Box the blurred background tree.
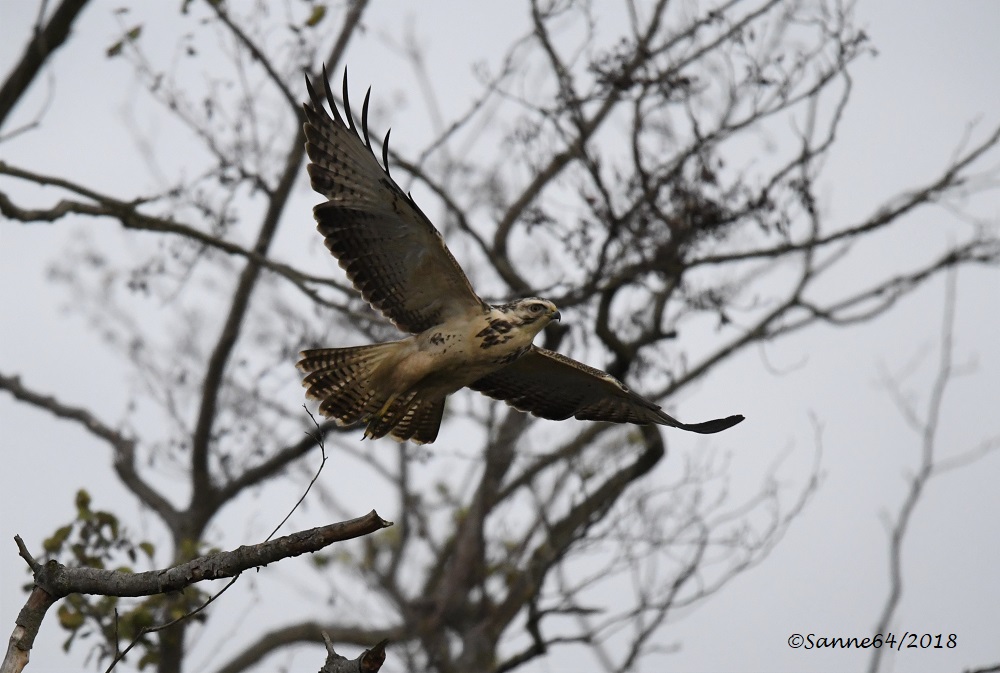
[2,1,998,672]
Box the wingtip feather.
[676,414,745,434]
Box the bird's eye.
[530,303,544,313]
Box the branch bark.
[3,512,390,673]
[319,636,388,673]
[0,0,91,130]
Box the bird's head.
[501,297,561,330]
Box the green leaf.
[43,525,73,554]
[106,24,143,58]
[57,604,85,631]
[74,489,91,515]
[96,511,119,536]
[137,649,159,670]
[305,5,326,27]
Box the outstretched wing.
[303,67,486,334]
[469,347,744,434]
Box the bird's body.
[300,299,557,444]
[297,68,744,444]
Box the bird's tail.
[297,343,446,444]
[298,343,401,427]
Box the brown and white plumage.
[297,67,744,444]
[302,70,484,334]
[469,348,743,434]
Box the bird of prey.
[297,67,744,444]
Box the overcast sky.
[2,2,999,673]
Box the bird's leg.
[363,392,401,439]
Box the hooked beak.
[551,310,562,322]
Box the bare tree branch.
[0,372,177,523]
[2,2,997,672]
[4,512,390,673]
[867,272,972,673]
[0,0,91,131]
[0,163,356,309]
[188,2,373,530]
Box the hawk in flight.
[298,68,744,444]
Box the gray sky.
[2,2,999,672]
